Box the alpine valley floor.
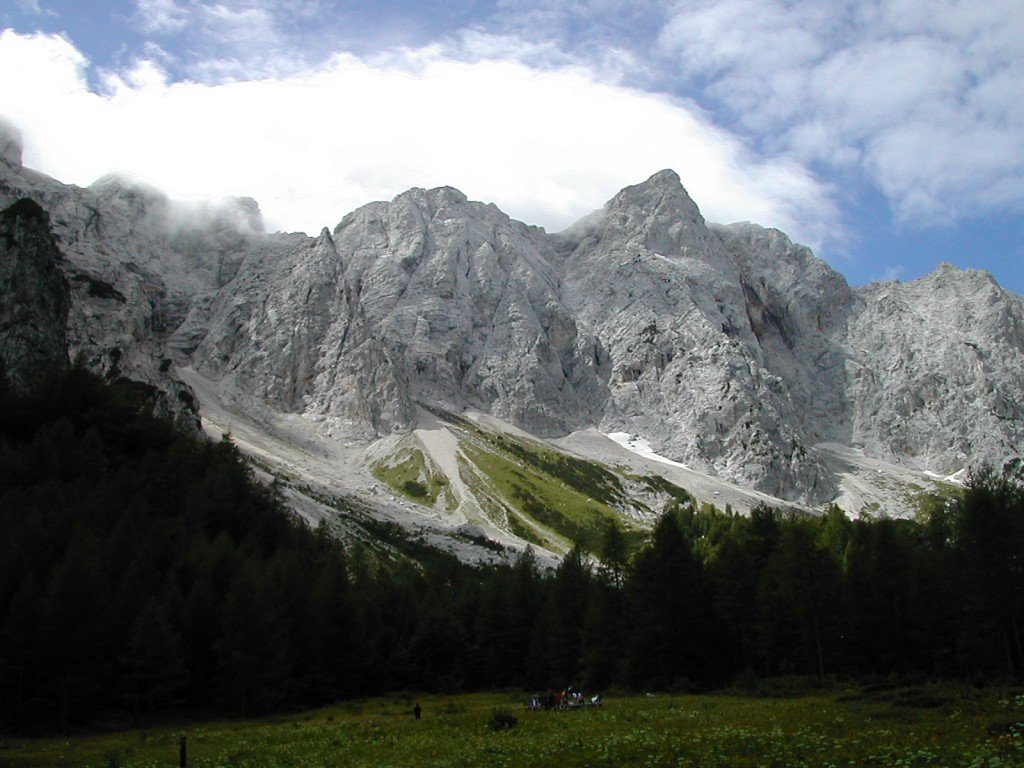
[4,685,1024,768]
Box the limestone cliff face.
[557,172,838,502]
[0,198,68,393]
[188,186,607,439]
[1,125,1020,502]
[0,119,260,427]
[714,221,855,446]
[845,265,1024,473]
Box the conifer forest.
[1,369,1022,733]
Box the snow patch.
[924,468,968,486]
[606,432,690,470]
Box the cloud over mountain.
[0,27,836,244]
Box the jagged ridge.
[1,118,1021,516]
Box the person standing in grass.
[413,703,422,721]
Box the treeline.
[1,369,1022,733]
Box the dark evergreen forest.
[1,368,1022,733]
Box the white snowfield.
[606,432,692,471]
[924,468,968,486]
[557,429,800,515]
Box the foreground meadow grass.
[3,685,1024,767]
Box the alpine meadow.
[2,1,1024,765]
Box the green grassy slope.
[371,440,454,509]
[424,409,683,553]
[5,687,1023,768]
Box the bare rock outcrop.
[0,198,69,393]
[189,186,607,439]
[0,123,1020,503]
[558,172,837,502]
[0,117,22,171]
[845,265,1024,473]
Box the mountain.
[0,197,68,393]
[2,118,1021,559]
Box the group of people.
[527,687,602,711]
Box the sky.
[0,1,1021,293]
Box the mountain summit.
[1,154,1022,553]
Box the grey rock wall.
[1,140,1020,502]
[0,198,69,393]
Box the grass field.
[371,445,453,510]
[3,685,1023,767]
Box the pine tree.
[0,574,44,727]
[599,519,629,588]
[180,562,220,702]
[952,468,1024,677]
[627,511,716,689]
[118,598,187,722]
[844,518,912,675]
[548,545,591,684]
[579,569,626,689]
[42,536,114,730]
[215,564,293,716]
[758,517,841,680]
[305,551,353,698]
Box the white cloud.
[131,1,333,80]
[135,0,191,34]
[16,0,48,16]
[0,29,837,248]
[199,4,278,48]
[659,0,1024,226]
[879,265,904,283]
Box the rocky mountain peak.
[0,117,22,170]
[625,168,685,191]
[390,185,471,220]
[203,196,264,236]
[88,173,172,226]
[0,142,1020,512]
[0,198,69,393]
[89,172,167,201]
[595,168,724,266]
[713,221,855,326]
[648,168,682,184]
[927,261,999,289]
[217,196,264,235]
[610,169,700,218]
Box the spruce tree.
[0,574,44,727]
[215,564,293,716]
[42,536,114,730]
[118,598,187,722]
[627,511,716,689]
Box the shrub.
[488,708,518,731]
[402,480,429,497]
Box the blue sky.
[1,0,1021,293]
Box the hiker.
[413,702,422,720]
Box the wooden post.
[179,736,187,768]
